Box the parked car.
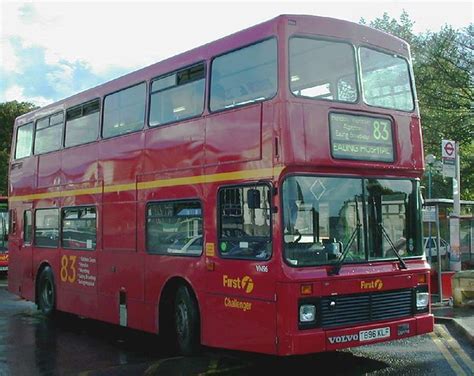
[167,235,203,255]
[423,236,450,257]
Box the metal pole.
[450,141,461,271]
[428,164,433,263]
[428,164,432,199]
[436,205,443,303]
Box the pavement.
[432,300,474,345]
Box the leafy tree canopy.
[361,12,473,200]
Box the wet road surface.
[0,275,472,376]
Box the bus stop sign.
[442,140,455,159]
[441,140,456,178]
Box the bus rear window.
[15,122,33,159]
[290,37,357,102]
[360,47,414,111]
[210,38,277,111]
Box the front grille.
[320,289,413,329]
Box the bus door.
[19,205,34,299]
[0,205,8,271]
[204,184,277,354]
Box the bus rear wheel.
[38,267,56,316]
[174,285,200,355]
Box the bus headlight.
[299,304,316,322]
[415,286,429,312]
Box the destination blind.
[329,113,394,162]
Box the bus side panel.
[201,293,277,354]
[9,155,37,198]
[7,240,20,296]
[102,200,137,251]
[61,143,99,184]
[99,195,144,326]
[281,103,305,164]
[276,281,326,355]
[37,152,62,188]
[205,104,262,166]
[99,133,144,188]
[201,253,279,354]
[144,118,205,173]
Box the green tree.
[0,101,37,196]
[360,13,474,200]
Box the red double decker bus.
[0,196,8,273]
[8,14,433,356]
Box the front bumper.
[278,314,434,355]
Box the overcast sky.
[0,0,472,107]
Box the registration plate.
[0,266,7,271]
[359,327,390,342]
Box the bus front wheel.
[174,285,200,355]
[38,266,56,316]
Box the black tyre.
[174,285,200,355]
[37,266,56,316]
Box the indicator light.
[417,274,427,284]
[300,284,313,295]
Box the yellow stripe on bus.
[8,166,284,203]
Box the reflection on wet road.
[0,277,472,376]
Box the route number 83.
[60,255,77,283]
[373,121,390,141]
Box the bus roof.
[13,14,410,126]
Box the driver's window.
[218,184,271,260]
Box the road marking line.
[436,325,474,372]
[144,356,184,376]
[208,358,219,371]
[430,332,467,376]
[199,364,251,375]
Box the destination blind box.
[329,113,395,162]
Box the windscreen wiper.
[378,223,407,270]
[372,197,407,270]
[329,196,361,276]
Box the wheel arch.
[35,261,53,305]
[157,276,200,335]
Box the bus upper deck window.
[149,63,205,127]
[14,122,34,159]
[210,38,277,112]
[360,47,414,111]
[289,37,357,103]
